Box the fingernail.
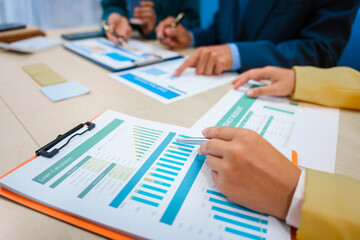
[202,128,208,136]
[247,89,254,96]
[197,148,203,155]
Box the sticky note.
[40,81,90,102]
[22,63,67,86]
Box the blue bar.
[137,190,164,200]
[142,68,166,76]
[109,132,176,208]
[160,154,206,225]
[214,215,267,233]
[178,134,190,138]
[142,183,167,193]
[119,73,180,100]
[211,206,268,225]
[163,154,187,161]
[131,196,159,207]
[167,149,190,157]
[151,173,175,181]
[225,227,265,240]
[206,189,226,198]
[157,163,181,171]
[167,85,187,94]
[159,158,184,166]
[155,168,178,176]
[210,197,266,216]
[177,147,192,153]
[172,142,195,149]
[105,52,134,62]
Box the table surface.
[0,26,359,240]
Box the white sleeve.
[285,169,306,228]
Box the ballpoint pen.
[101,20,128,47]
[175,137,209,145]
[156,12,185,44]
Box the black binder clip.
[35,121,96,158]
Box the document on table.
[63,37,180,72]
[0,36,62,53]
[40,81,90,102]
[192,86,339,173]
[109,58,238,104]
[0,110,290,240]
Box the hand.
[134,1,157,35]
[198,127,301,220]
[232,66,295,98]
[155,16,192,49]
[106,13,132,42]
[173,45,233,76]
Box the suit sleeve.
[101,0,128,21]
[177,0,200,31]
[291,66,360,110]
[234,1,359,71]
[297,169,360,240]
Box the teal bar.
[210,197,266,216]
[172,142,195,149]
[131,196,159,207]
[163,154,187,161]
[211,205,268,224]
[154,180,171,187]
[135,128,162,136]
[178,134,190,138]
[216,87,257,127]
[133,131,160,139]
[151,173,175,181]
[33,119,123,185]
[155,168,178,176]
[134,137,155,144]
[157,163,181,171]
[134,134,157,141]
[263,105,295,115]
[225,227,265,240]
[239,111,253,128]
[137,190,164,200]
[78,163,116,199]
[260,116,273,137]
[167,149,190,157]
[159,158,184,166]
[135,140,152,146]
[142,183,167,193]
[134,125,163,133]
[214,215,267,233]
[206,189,225,198]
[50,156,91,188]
[177,147,192,153]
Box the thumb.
[247,85,276,98]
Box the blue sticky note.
[40,81,90,102]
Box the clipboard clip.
[35,122,96,158]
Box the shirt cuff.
[286,169,306,228]
[189,31,195,47]
[228,43,241,71]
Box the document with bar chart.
[0,110,289,240]
[109,58,238,104]
[64,37,180,71]
[192,87,340,173]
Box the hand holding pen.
[155,12,192,49]
[101,14,132,46]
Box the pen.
[176,137,208,145]
[157,12,185,43]
[101,20,128,47]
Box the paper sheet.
[0,36,61,53]
[109,58,239,104]
[23,63,67,86]
[191,86,339,173]
[0,110,290,240]
[40,81,90,102]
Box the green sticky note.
[22,63,67,86]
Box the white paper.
[0,36,62,53]
[192,87,339,173]
[109,58,238,104]
[0,110,290,240]
[63,37,179,71]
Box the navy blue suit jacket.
[192,0,359,71]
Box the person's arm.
[101,0,127,21]
[233,1,359,71]
[292,66,360,109]
[298,169,360,240]
[176,0,200,31]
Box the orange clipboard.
[0,110,300,240]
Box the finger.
[204,54,217,76]
[155,17,175,38]
[202,127,236,141]
[211,170,219,185]
[173,52,200,76]
[140,1,154,7]
[232,67,271,89]
[205,155,223,172]
[164,27,180,37]
[105,31,118,43]
[198,139,228,157]
[246,85,278,97]
[214,63,224,76]
[196,51,210,75]
[134,7,154,18]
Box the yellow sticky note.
[22,63,67,87]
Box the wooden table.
[0,26,359,240]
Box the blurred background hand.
[106,12,132,42]
[134,1,157,35]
